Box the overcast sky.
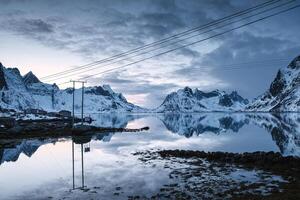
[0,0,299,108]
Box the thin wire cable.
[41,0,288,80]
[47,0,295,83]
[56,5,299,85]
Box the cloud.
[0,0,299,107]
[4,18,54,35]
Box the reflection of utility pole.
[81,144,84,188]
[70,80,86,127]
[71,141,85,189]
[72,141,75,189]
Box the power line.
[193,60,290,71]
[47,0,295,83]
[57,59,289,86]
[41,0,289,81]
[56,4,299,85]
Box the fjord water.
[0,113,299,199]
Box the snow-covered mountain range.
[0,62,145,113]
[0,54,299,113]
[247,55,300,112]
[155,87,249,112]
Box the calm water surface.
[0,113,299,199]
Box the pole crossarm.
[70,80,87,83]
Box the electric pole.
[81,82,85,125]
[70,80,87,127]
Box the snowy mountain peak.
[155,87,248,112]
[287,55,300,70]
[0,63,8,90]
[23,71,40,85]
[247,54,300,112]
[103,84,114,93]
[0,62,145,112]
[0,63,37,109]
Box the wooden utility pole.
[72,81,75,126]
[70,80,87,126]
[81,82,85,125]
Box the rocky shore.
[134,150,300,199]
[0,118,149,139]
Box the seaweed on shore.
[134,150,300,200]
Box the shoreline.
[134,150,300,199]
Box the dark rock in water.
[58,110,71,117]
[155,150,300,170]
[72,135,92,144]
[0,117,16,128]
[24,108,47,115]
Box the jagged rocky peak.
[23,71,41,85]
[181,86,193,96]
[85,86,112,96]
[0,62,145,112]
[0,62,8,90]
[229,91,249,104]
[269,70,286,97]
[156,87,248,112]
[194,89,220,100]
[247,54,300,112]
[287,55,300,70]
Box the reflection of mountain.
[90,113,145,128]
[159,113,249,137]
[159,113,300,156]
[0,139,57,164]
[0,114,142,164]
[247,113,300,156]
[90,114,146,142]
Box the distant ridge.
[155,87,248,112]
